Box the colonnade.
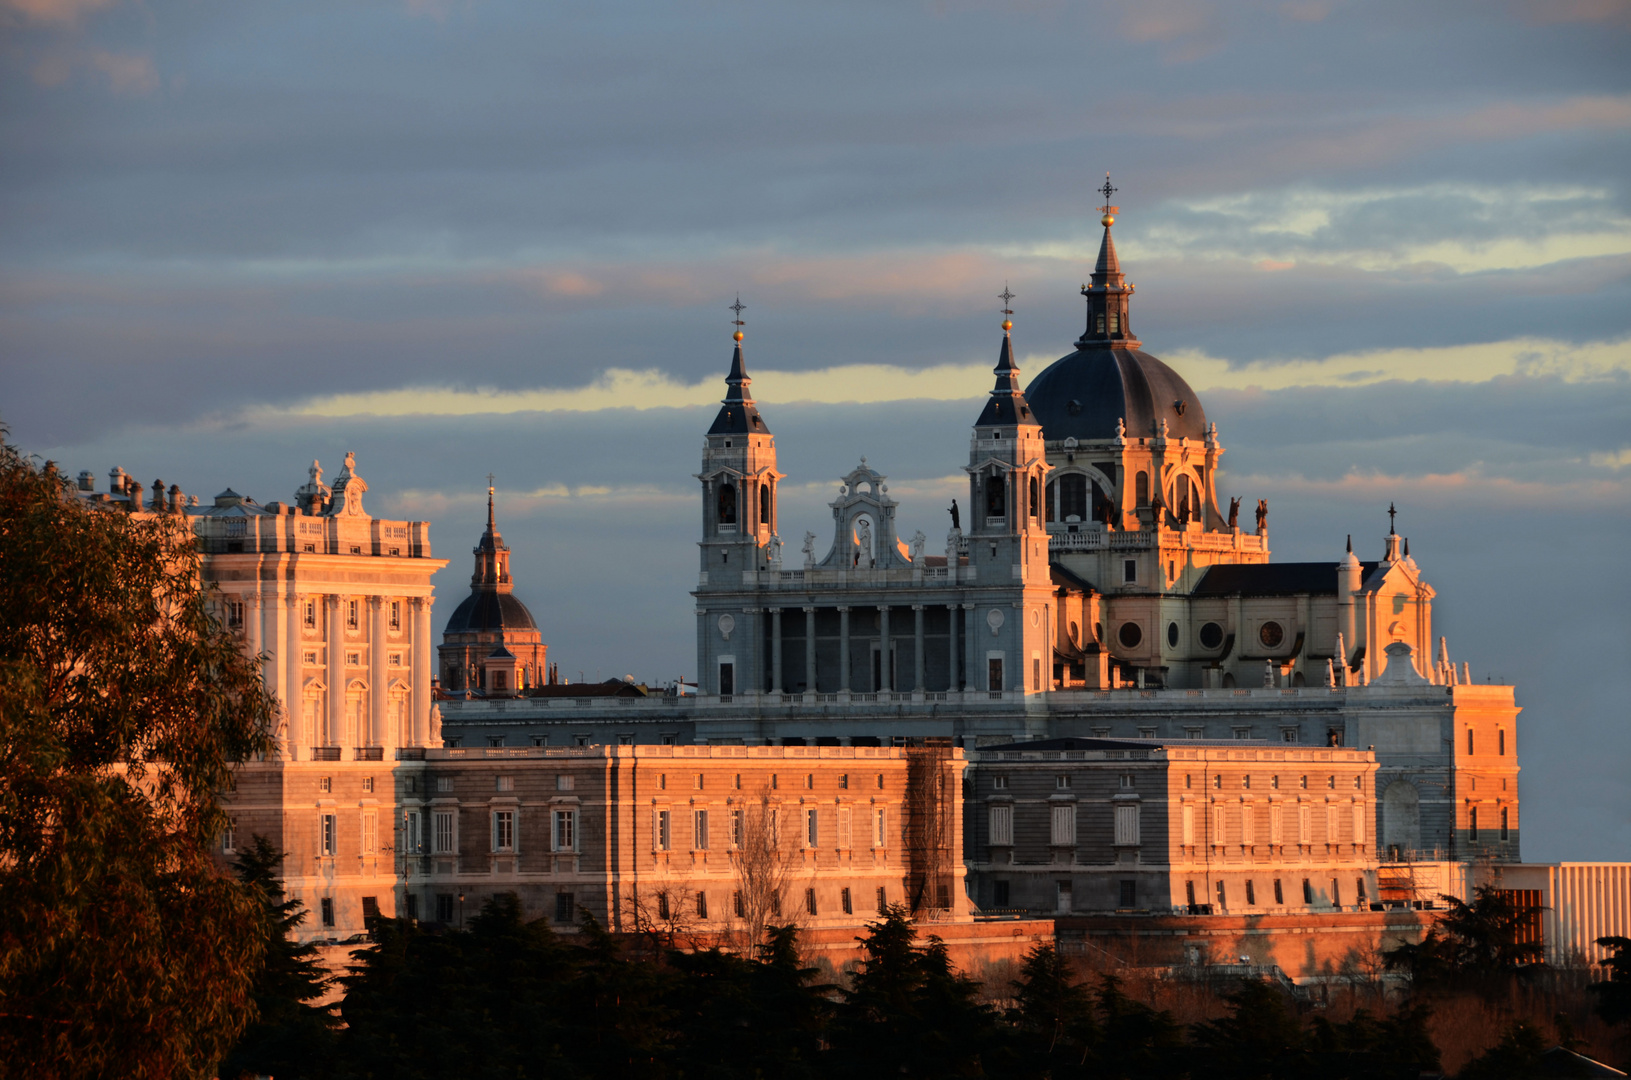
[753,602,986,694]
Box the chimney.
[168,484,183,513]
[78,470,95,492]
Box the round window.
[1259,621,1284,648]
[1118,622,1143,649]
[1068,621,1080,644]
[1167,622,1179,648]
[1199,622,1224,649]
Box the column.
[913,605,925,692]
[838,607,851,692]
[878,605,891,692]
[411,597,431,747]
[369,596,386,749]
[771,608,783,694]
[284,594,301,759]
[963,604,977,695]
[804,607,817,696]
[947,603,960,692]
[244,591,262,674]
[326,595,343,748]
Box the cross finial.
[486,472,495,489]
[1387,502,1397,534]
[998,284,1015,313]
[729,295,746,342]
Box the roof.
[443,590,538,634]
[1192,561,1379,597]
[1024,347,1208,444]
[975,736,1271,754]
[529,680,649,699]
[973,331,1038,428]
[1049,562,1097,594]
[707,343,770,436]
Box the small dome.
[443,590,538,635]
[1024,347,1208,443]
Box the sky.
[2,0,1627,861]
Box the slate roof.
[1192,561,1379,597]
[444,590,538,634]
[976,736,1271,753]
[1025,347,1208,444]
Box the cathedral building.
[438,484,548,697]
[442,193,1521,870]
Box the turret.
[697,299,783,573]
[964,295,1048,574]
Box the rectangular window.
[696,892,708,919]
[1467,729,1475,755]
[556,893,575,922]
[556,774,574,791]
[222,817,237,853]
[319,775,332,793]
[731,808,744,849]
[1181,804,1195,846]
[839,773,848,789]
[348,600,359,628]
[361,811,378,854]
[321,814,337,856]
[1123,559,1136,583]
[989,804,1013,846]
[1331,878,1341,907]
[362,776,374,794]
[390,601,401,629]
[805,808,818,849]
[1055,774,1071,790]
[1246,880,1256,905]
[554,810,576,852]
[694,809,709,850]
[1051,805,1076,846]
[496,776,514,792]
[1352,802,1366,845]
[436,894,454,923]
[1500,806,1510,841]
[988,658,1003,692]
[805,887,817,916]
[1114,803,1139,846]
[1033,657,1041,691]
[1185,880,1196,909]
[406,894,419,920]
[1302,878,1313,904]
[1498,729,1506,755]
[1119,880,1136,908]
[361,896,379,921]
[1298,803,1311,844]
[404,810,422,853]
[718,662,734,696]
[1240,802,1255,846]
[493,811,514,852]
[655,809,671,851]
[994,880,1010,907]
[839,806,853,849]
[734,891,745,918]
[304,600,317,628]
[1326,803,1340,844]
[993,774,1008,790]
[657,892,670,920]
[437,777,454,793]
[1356,878,1367,903]
[1469,806,1479,839]
[433,810,454,854]
[876,886,888,914]
[1269,803,1284,845]
[1216,880,1226,908]
[874,808,887,848]
[1274,878,1284,905]
[320,897,335,927]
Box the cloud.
[30,46,157,94]
[2,0,117,25]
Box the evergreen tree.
[1009,943,1099,1077]
[1190,978,1312,1080]
[1385,886,1544,993]
[219,836,339,1080]
[1454,1020,1549,1080]
[1093,973,1186,1080]
[1590,936,1631,1027]
[0,436,277,1079]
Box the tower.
[439,482,548,696]
[695,302,784,696]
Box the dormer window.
[724,440,732,448]
[1109,311,1120,334]
[1096,314,1105,334]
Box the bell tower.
[698,299,783,574]
[965,294,1048,570]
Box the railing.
[354,747,384,761]
[311,747,341,761]
[396,747,426,761]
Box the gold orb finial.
[733,329,744,342]
[1002,318,1013,332]
[1101,212,1115,227]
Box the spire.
[708,296,770,435]
[486,473,496,533]
[1077,173,1140,350]
[974,286,1036,427]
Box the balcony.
[311,747,341,761]
[354,746,384,761]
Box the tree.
[1385,886,1545,992]
[218,836,339,1080]
[1453,1020,1549,1080]
[1590,936,1631,1027]
[730,785,794,950]
[1190,978,1312,1079]
[1009,942,1099,1076]
[0,438,278,1079]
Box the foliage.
[1190,978,1314,1079]
[1385,886,1545,992]
[219,836,340,1080]
[1453,1019,1550,1080]
[1008,943,1099,1075]
[1590,936,1631,1027]
[0,438,277,1079]
[827,905,1009,1078]
[730,785,794,950]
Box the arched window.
[718,482,737,525]
[985,474,1006,519]
[1091,479,1111,523]
[1059,474,1087,521]
[1028,475,1040,519]
[759,483,770,527]
[1174,474,1192,522]
[1135,471,1149,507]
[1044,481,1056,523]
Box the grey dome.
[1023,347,1208,444]
[444,590,538,635]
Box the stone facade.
[963,739,1380,917]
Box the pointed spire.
[708,296,770,435]
[486,475,496,534]
[1077,173,1140,350]
[975,287,1036,427]
[1346,534,1352,553]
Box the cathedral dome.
[443,589,538,635]
[1024,347,1208,444]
